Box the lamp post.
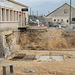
[70,0,71,25]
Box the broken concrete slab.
[22,69,35,73]
[39,56,64,61]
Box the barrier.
[3,64,13,75]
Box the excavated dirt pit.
[18,28,75,50]
[0,28,75,75]
[11,54,26,60]
[11,54,36,61]
[4,27,75,60]
[5,28,75,51]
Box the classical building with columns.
[0,0,28,31]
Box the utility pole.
[37,11,38,16]
[70,0,71,25]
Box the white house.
[45,3,75,25]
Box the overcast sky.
[15,0,75,16]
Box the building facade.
[0,0,28,31]
[45,3,75,25]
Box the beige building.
[45,3,75,25]
[0,0,28,31]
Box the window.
[17,11,18,21]
[0,8,2,21]
[6,9,9,21]
[2,8,4,21]
[54,19,56,21]
[48,22,50,24]
[67,20,68,23]
[61,19,63,22]
[64,9,68,13]
[10,10,12,21]
[72,18,75,21]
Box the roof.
[46,3,75,17]
[7,0,28,8]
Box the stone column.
[15,11,17,21]
[18,11,19,22]
[0,8,2,21]
[14,11,15,21]
[21,12,23,26]
[12,10,14,21]
[4,8,6,21]
[22,13,24,26]
[10,10,13,21]
[24,13,26,25]
[3,66,6,75]
[8,9,10,21]
[25,12,29,25]
[25,13,27,25]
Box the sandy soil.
[1,27,75,75]
[0,51,75,75]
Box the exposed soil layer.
[5,28,75,51]
[0,51,75,75]
[18,28,75,50]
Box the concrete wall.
[0,22,19,31]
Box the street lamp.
[70,0,71,25]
